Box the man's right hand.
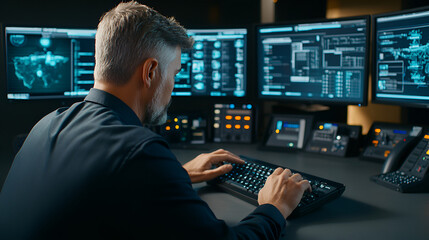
[257,168,311,219]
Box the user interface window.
[173,28,247,97]
[374,9,429,106]
[6,27,96,100]
[257,18,368,105]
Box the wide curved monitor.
[373,7,429,108]
[256,16,370,106]
[5,26,96,100]
[173,28,247,97]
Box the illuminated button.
[244,125,250,130]
[244,116,251,121]
[321,148,327,152]
[425,135,429,139]
[226,124,232,129]
[182,119,188,124]
[319,125,324,130]
[175,125,180,130]
[384,150,391,158]
[426,149,429,155]
[225,115,233,120]
[214,123,220,129]
[165,126,171,131]
[375,128,381,135]
[235,124,241,129]
[275,129,280,134]
[235,116,242,121]
[214,109,221,114]
[174,118,178,122]
[372,140,379,147]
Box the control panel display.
[159,115,207,145]
[213,103,253,143]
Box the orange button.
[375,128,381,133]
[244,125,250,130]
[244,116,251,121]
[424,135,429,139]
[384,150,391,158]
[175,125,180,130]
[235,116,242,121]
[165,126,171,131]
[426,149,429,155]
[235,124,241,129]
[225,115,233,120]
[226,124,232,129]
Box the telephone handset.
[371,133,429,193]
[381,135,421,174]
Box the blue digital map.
[9,35,70,90]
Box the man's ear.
[141,58,159,88]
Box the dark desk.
[172,143,429,240]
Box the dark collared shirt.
[0,88,285,239]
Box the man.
[0,2,310,239]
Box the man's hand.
[258,168,311,219]
[183,149,245,183]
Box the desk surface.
[172,143,429,240]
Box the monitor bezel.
[172,25,252,101]
[255,15,371,106]
[3,23,97,102]
[371,6,429,109]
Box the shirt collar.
[84,88,143,127]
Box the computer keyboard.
[207,155,346,218]
[371,171,422,192]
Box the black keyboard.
[371,171,423,192]
[208,155,345,218]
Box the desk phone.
[371,133,429,193]
[361,122,423,165]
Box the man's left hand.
[183,149,245,183]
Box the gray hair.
[94,1,194,85]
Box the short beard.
[143,78,171,126]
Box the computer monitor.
[5,26,96,100]
[373,7,429,108]
[173,28,247,97]
[256,16,370,105]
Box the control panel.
[361,122,423,162]
[305,122,362,157]
[213,104,254,143]
[159,114,207,145]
